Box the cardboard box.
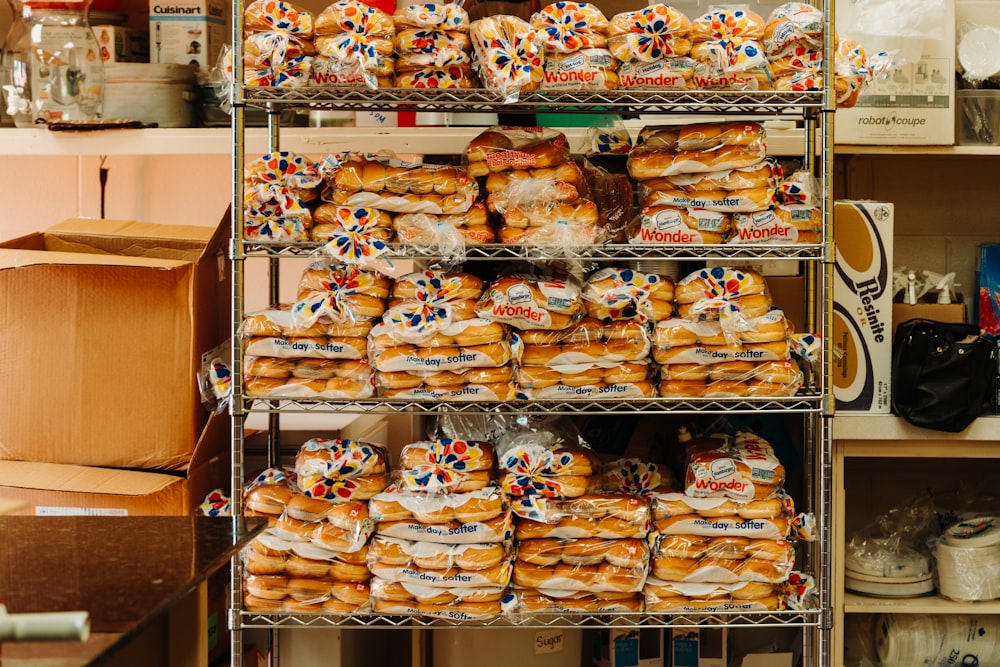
[0,216,230,469]
[670,628,728,667]
[592,629,663,667]
[834,0,955,145]
[892,302,967,337]
[0,411,228,515]
[94,25,151,63]
[833,201,895,413]
[149,0,227,73]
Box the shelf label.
[534,629,565,655]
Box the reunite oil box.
[832,201,895,412]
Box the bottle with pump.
[1,0,104,127]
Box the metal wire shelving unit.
[228,9,837,666]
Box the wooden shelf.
[833,414,1000,452]
[843,591,1000,615]
[835,144,1000,156]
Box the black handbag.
[891,319,998,432]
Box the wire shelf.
[239,390,825,416]
[239,609,822,630]
[241,241,826,261]
[239,87,825,115]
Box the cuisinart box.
[149,0,227,72]
[833,201,895,412]
[834,0,956,145]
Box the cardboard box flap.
[43,218,217,262]
[0,461,182,496]
[0,246,192,271]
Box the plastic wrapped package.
[241,304,374,354]
[516,536,649,568]
[628,205,732,245]
[370,575,506,618]
[393,27,470,57]
[582,162,634,243]
[497,433,604,517]
[469,15,542,102]
[310,0,395,89]
[530,1,609,53]
[484,161,589,212]
[291,262,390,330]
[393,66,476,88]
[369,338,513,373]
[730,205,822,245]
[243,527,372,578]
[935,516,1000,602]
[309,54,393,87]
[371,484,506,524]
[391,438,496,492]
[776,169,820,206]
[632,121,767,154]
[875,614,1000,667]
[514,363,656,400]
[307,204,395,271]
[673,266,771,326]
[325,153,479,215]
[654,308,792,350]
[539,49,619,91]
[505,588,644,613]
[768,45,823,91]
[392,3,470,30]
[628,142,768,181]
[476,274,584,331]
[465,126,571,178]
[602,458,679,499]
[647,158,781,192]
[369,555,513,588]
[243,358,376,399]
[392,203,495,251]
[368,534,512,572]
[244,574,372,613]
[295,438,389,489]
[617,57,696,89]
[269,491,377,549]
[844,493,939,597]
[643,577,781,611]
[241,1,316,87]
[762,2,824,56]
[377,270,486,343]
[679,432,787,501]
[243,152,323,241]
[649,553,793,584]
[512,559,647,593]
[657,360,803,398]
[244,0,315,36]
[582,267,675,323]
[607,4,692,62]
[243,467,296,524]
[640,184,775,213]
[514,319,652,364]
[688,7,767,74]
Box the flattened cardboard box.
[0,410,228,515]
[0,216,230,469]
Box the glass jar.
[1,0,105,127]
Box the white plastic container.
[102,63,197,127]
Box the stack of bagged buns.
[242,438,389,613]
[652,266,803,398]
[367,439,514,619]
[242,0,315,87]
[510,267,673,399]
[241,302,377,400]
[644,432,797,612]
[609,4,696,91]
[627,121,772,245]
[370,270,515,400]
[325,152,486,247]
[243,151,322,242]
[530,1,617,91]
[311,0,395,88]
[762,2,824,92]
[392,3,475,88]
[469,15,543,101]
[687,6,772,91]
[242,262,387,399]
[498,422,652,611]
[466,126,602,246]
